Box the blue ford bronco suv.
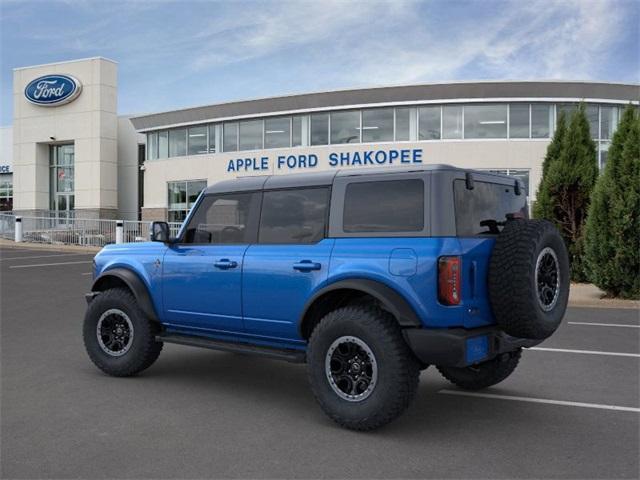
[84,165,569,430]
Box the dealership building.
[3,57,638,221]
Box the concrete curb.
[568,283,639,310]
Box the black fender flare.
[299,278,423,333]
[91,268,159,321]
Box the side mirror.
[151,221,170,242]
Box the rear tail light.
[438,256,461,305]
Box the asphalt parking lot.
[1,245,638,479]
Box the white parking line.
[9,261,93,269]
[529,347,640,358]
[568,321,640,328]
[1,253,93,261]
[81,272,93,275]
[438,390,640,413]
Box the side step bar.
[156,333,306,363]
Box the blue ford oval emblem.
[24,74,82,106]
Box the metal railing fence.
[1,214,183,247]
[0,213,15,240]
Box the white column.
[115,220,124,244]
[14,216,22,242]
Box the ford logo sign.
[24,74,82,106]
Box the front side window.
[167,180,206,223]
[223,122,238,152]
[442,106,463,139]
[239,120,263,150]
[454,180,527,236]
[419,106,441,140]
[362,108,393,143]
[265,117,291,149]
[169,128,187,157]
[464,104,507,139]
[509,104,529,138]
[343,179,424,233]
[310,113,329,145]
[187,126,208,155]
[183,192,260,244]
[330,111,360,144]
[259,188,329,244]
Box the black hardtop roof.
[203,164,513,194]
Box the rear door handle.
[214,259,238,270]
[293,260,321,272]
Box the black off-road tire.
[307,306,420,431]
[83,288,163,377]
[437,349,521,390]
[489,219,570,340]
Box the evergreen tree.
[538,104,598,281]
[584,106,640,298]
[533,111,567,220]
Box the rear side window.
[259,188,329,244]
[454,180,527,236]
[182,193,260,244]
[343,179,424,233]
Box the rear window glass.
[454,180,527,235]
[343,179,424,233]
[259,188,329,244]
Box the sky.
[0,0,638,126]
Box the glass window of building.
[0,173,13,211]
[419,106,441,140]
[147,132,158,160]
[464,104,507,139]
[395,107,411,141]
[531,104,552,138]
[223,122,239,152]
[158,131,169,159]
[600,106,619,140]
[362,108,394,143]
[187,126,208,155]
[208,124,217,153]
[292,116,303,147]
[509,104,529,138]
[586,104,599,139]
[265,117,291,149]
[442,105,463,139]
[556,103,577,122]
[599,143,610,170]
[330,110,360,144]
[310,113,329,145]
[183,192,261,244]
[259,188,330,244]
[49,144,75,218]
[343,179,424,233]
[167,180,207,223]
[169,128,187,157]
[239,120,263,150]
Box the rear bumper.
[402,326,542,368]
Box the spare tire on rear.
[488,219,569,340]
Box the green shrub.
[533,112,567,220]
[584,106,640,298]
[534,104,598,281]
